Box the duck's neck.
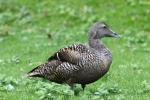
[88,38,106,51]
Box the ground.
[0,0,150,100]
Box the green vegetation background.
[0,0,149,100]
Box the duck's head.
[89,22,121,39]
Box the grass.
[0,0,150,99]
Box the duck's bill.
[112,32,122,38]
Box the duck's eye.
[103,25,107,28]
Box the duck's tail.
[26,64,44,77]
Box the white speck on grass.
[0,59,3,63]
[22,36,28,41]
[5,84,14,91]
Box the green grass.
[0,0,150,99]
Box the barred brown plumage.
[26,22,120,93]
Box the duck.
[26,22,120,91]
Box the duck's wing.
[26,60,79,84]
[48,44,92,65]
[27,44,96,84]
